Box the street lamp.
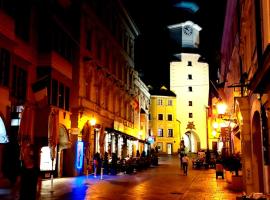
[89,117,96,126]
[216,101,227,115]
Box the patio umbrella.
[48,110,59,160]
[18,104,35,145]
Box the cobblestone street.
[38,155,242,200]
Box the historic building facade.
[169,21,209,152]
[0,0,149,179]
[148,86,180,155]
[219,0,270,194]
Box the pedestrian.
[19,143,40,200]
[182,154,189,175]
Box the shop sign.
[76,141,84,169]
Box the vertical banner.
[76,141,84,169]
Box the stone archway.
[252,111,264,192]
[183,130,201,153]
[58,124,72,177]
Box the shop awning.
[105,128,137,140]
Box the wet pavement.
[40,155,242,200]
[1,155,243,200]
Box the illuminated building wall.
[0,0,148,178]
[220,0,270,194]
[170,53,209,152]
[149,86,181,154]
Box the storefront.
[105,128,138,159]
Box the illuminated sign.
[76,141,84,169]
[40,146,56,171]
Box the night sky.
[123,0,226,89]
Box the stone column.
[236,97,253,193]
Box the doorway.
[167,143,172,154]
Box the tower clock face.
[183,25,193,36]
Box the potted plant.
[222,153,243,191]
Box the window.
[0,48,10,87]
[168,99,173,106]
[148,129,151,136]
[167,114,173,121]
[65,87,70,111]
[59,83,65,109]
[50,79,70,111]
[157,98,162,105]
[86,30,92,50]
[188,74,192,79]
[158,114,163,120]
[158,128,163,137]
[11,65,27,102]
[189,113,193,118]
[188,61,192,66]
[168,129,173,137]
[189,101,193,106]
[188,86,192,92]
[15,2,30,42]
[51,23,75,62]
[149,114,151,120]
[51,79,58,106]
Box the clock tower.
[168,21,201,48]
[169,20,210,152]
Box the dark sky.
[123,0,226,89]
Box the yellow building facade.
[149,87,181,154]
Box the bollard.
[100,168,104,180]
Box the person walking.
[182,154,189,175]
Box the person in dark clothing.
[182,154,189,175]
[19,143,40,200]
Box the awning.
[105,128,137,141]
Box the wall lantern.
[89,117,96,126]
[216,101,227,115]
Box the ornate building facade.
[219,0,270,194]
[0,0,149,179]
